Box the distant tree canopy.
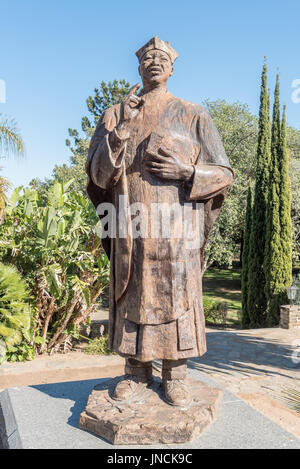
[30,80,300,271]
[242,65,294,328]
[201,100,258,271]
[264,76,292,325]
[53,80,131,193]
[30,80,131,194]
[246,63,271,327]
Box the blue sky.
[0,0,299,189]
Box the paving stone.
[0,326,299,446]
[1,372,300,449]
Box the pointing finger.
[128,83,141,96]
[130,96,141,103]
[129,96,141,106]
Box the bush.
[0,263,33,363]
[84,335,114,356]
[203,297,228,326]
[0,181,109,354]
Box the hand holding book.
[145,132,194,182]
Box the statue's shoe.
[163,378,192,407]
[112,375,152,401]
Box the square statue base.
[79,376,222,444]
[280,305,300,328]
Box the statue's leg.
[125,358,153,380]
[162,359,191,406]
[112,358,153,401]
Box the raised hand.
[120,83,144,123]
[145,145,194,181]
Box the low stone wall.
[280,305,300,329]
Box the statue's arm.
[186,108,233,201]
[187,164,233,200]
[86,106,128,190]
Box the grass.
[203,266,242,328]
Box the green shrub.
[84,335,114,356]
[0,182,109,354]
[0,263,33,363]
[203,297,228,326]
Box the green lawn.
[203,267,242,328]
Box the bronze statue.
[86,36,233,407]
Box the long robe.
[86,89,233,361]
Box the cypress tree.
[241,179,253,328]
[279,105,293,294]
[247,61,271,328]
[264,73,283,325]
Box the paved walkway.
[1,326,299,440]
[0,353,124,389]
[2,372,299,449]
[187,327,300,438]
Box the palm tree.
[0,262,32,364]
[0,114,24,216]
[0,114,25,157]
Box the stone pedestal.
[78,376,222,445]
[280,305,300,329]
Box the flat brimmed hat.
[136,36,178,64]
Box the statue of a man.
[86,36,233,406]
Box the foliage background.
[0,181,109,354]
[0,79,299,360]
[34,82,300,272]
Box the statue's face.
[139,49,173,87]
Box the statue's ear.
[170,66,174,77]
[138,65,141,77]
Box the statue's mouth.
[148,67,162,73]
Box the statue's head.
[136,36,178,88]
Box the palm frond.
[0,114,25,157]
[281,388,300,413]
[0,263,32,351]
[70,275,90,307]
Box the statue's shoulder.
[101,103,121,130]
[167,94,208,117]
[91,103,121,141]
